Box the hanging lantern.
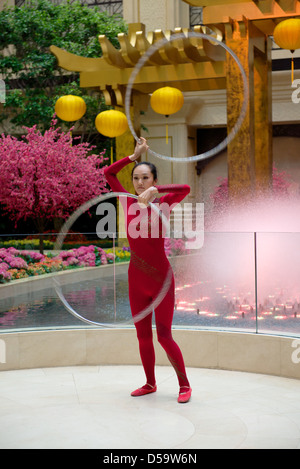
[150,87,184,144]
[55,95,87,122]
[95,110,129,164]
[273,19,300,83]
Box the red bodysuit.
[104,156,190,391]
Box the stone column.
[114,92,150,246]
[253,34,273,193]
[115,107,135,247]
[225,20,272,200]
[115,92,149,192]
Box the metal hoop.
[53,192,172,328]
[124,32,249,163]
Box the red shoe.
[131,384,157,397]
[178,387,192,403]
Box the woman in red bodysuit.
[104,138,191,403]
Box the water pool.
[1,269,300,336]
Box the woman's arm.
[103,138,149,193]
[156,184,190,206]
[138,184,190,207]
[156,184,190,197]
[103,156,132,193]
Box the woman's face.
[132,164,157,195]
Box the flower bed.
[0,239,187,284]
[0,246,121,283]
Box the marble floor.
[0,365,300,449]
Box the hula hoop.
[125,31,249,163]
[53,192,172,328]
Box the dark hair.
[131,161,158,181]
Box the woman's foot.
[131,383,157,397]
[178,386,192,403]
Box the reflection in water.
[0,270,300,335]
[0,274,130,329]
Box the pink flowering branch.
[0,119,109,252]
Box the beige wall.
[1,328,300,380]
[123,0,190,31]
[198,136,300,213]
[273,137,300,196]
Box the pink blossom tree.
[211,166,291,211]
[0,120,109,253]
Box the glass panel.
[0,232,126,330]
[256,232,300,337]
[1,230,300,337]
[172,231,257,333]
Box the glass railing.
[0,231,299,337]
[254,232,300,337]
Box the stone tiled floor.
[1,365,300,449]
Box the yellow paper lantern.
[55,95,87,122]
[151,86,184,115]
[95,110,129,163]
[95,110,128,138]
[273,19,300,83]
[150,87,184,143]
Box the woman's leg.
[129,282,156,387]
[135,313,156,387]
[154,276,190,391]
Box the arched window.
[190,6,203,27]
[81,0,123,15]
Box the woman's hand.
[137,186,159,207]
[129,137,149,161]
